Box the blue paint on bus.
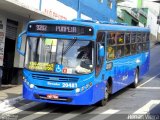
[17,19,150,105]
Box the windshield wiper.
[63,39,77,55]
[60,39,77,64]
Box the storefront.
[0,0,91,86]
[0,0,116,86]
[0,0,50,86]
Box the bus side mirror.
[17,31,26,56]
[99,44,104,57]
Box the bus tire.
[131,69,139,88]
[97,83,109,106]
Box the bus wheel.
[97,84,109,106]
[131,69,139,88]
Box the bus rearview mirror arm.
[17,31,26,56]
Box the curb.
[0,96,23,112]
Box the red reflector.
[47,94,59,99]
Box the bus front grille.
[36,85,74,91]
[32,74,79,82]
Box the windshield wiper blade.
[62,39,77,55]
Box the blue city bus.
[17,19,150,106]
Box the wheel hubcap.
[135,71,138,84]
[105,87,109,99]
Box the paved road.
[1,46,160,120]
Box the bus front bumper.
[23,82,96,105]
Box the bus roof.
[28,19,150,33]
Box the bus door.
[94,32,106,100]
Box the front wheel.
[131,69,139,88]
[96,84,109,106]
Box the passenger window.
[131,44,136,54]
[108,32,116,45]
[131,33,136,43]
[116,32,124,44]
[125,33,130,44]
[125,45,130,55]
[96,32,105,76]
[146,33,149,42]
[143,43,149,51]
[137,33,142,43]
[142,33,146,42]
[116,45,124,58]
[107,46,116,60]
[136,43,142,53]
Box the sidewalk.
[0,85,22,101]
[0,85,23,112]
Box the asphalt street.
[0,45,160,120]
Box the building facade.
[117,0,160,42]
[0,0,118,86]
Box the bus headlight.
[27,81,30,86]
[86,84,89,89]
[81,86,85,91]
[75,88,81,93]
[30,84,34,89]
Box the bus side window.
[131,33,136,43]
[107,46,116,60]
[116,32,124,44]
[142,33,146,42]
[125,33,130,44]
[137,33,142,43]
[108,32,116,45]
[96,32,105,76]
[131,44,136,54]
[136,43,142,53]
[116,45,124,58]
[146,33,150,42]
[125,45,130,55]
[143,42,149,51]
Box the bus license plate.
[47,94,59,99]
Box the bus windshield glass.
[25,37,94,74]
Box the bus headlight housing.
[30,84,35,89]
[75,82,92,93]
[75,88,81,93]
[23,77,34,89]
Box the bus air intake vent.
[32,74,79,82]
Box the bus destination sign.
[28,24,93,35]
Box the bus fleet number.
[62,83,77,88]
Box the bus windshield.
[25,37,94,74]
